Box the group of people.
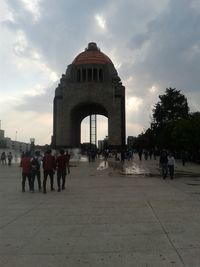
[1,151,13,165]
[20,149,70,193]
[159,150,176,179]
[138,149,158,161]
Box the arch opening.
[70,102,108,148]
[81,115,108,146]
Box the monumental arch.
[53,42,125,150]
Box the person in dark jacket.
[159,150,168,179]
[56,149,70,192]
[30,151,42,192]
[20,152,31,192]
[42,149,56,193]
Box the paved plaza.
[1,156,200,266]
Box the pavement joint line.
[167,178,200,203]
[147,200,186,266]
[0,201,45,230]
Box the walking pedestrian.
[65,150,70,174]
[138,149,142,161]
[103,149,109,166]
[56,149,69,192]
[168,153,176,179]
[159,150,168,179]
[42,149,56,194]
[1,152,6,165]
[7,152,13,166]
[20,152,31,192]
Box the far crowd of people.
[1,151,13,166]
[0,147,191,192]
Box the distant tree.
[152,88,189,127]
[171,113,200,156]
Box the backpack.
[31,157,40,171]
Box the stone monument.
[52,42,125,150]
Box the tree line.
[134,88,200,162]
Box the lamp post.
[30,138,35,153]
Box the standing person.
[65,150,70,175]
[153,149,157,160]
[56,149,68,192]
[30,151,42,192]
[42,149,56,194]
[181,151,187,166]
[144,150,148,160]
[1,152,6,165]
[138,149,142,161]
[159,150,168,179]
[103,149,109,166]
[20,152,31,192]
[7,152,13,166]
[168,153,176,179]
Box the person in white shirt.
[168,153,176,179]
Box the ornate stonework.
[52,42,125,150]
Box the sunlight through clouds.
[20,0,42,21]
[95,14,106,30]
[12,30,59,83]
[149,85,158,94]
[127,96,143,112]
[0,0,15,22]
[13,30,28,56]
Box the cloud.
[1,0,200,144]
[15,82,56,113]
[129,0,200,95]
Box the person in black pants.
[159,150,168,179]
[30,151,42,192]
[20,152,32,192]
[42,149,56,193]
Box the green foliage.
[134,88,200,160]
[152,88,189,126]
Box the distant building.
[4,137,11,148]
[11,141,30,152]
[0,128,31,151]
[0,129,5,140]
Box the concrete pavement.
[1,157,200,266]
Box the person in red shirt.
[20,152,31,192]
[42,149,56,193]
[56,149,70,192]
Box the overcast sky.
[1,0,200,145]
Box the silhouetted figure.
[1,152,6,165]
[138,149,142,161]
[181,151,187,166]
[153,150,157,160]
[159,150,168,179]
[56,149,70,192]
[121,150,125,163]
[149,150,153,160]
[42,149,56,194]
[103,149,109,166]
[65,150,70,174]
[168,153,176,179]
[144,150,148,160]
[20,152,31,192]
[7,152,13,166]
[30,151,42,192]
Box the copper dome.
[72,42,113,65]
